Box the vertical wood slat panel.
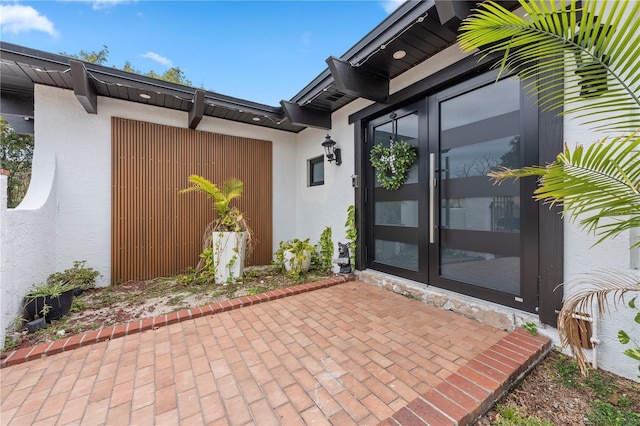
[112,117,273,284]
[223,135,273,266]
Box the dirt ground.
[4,266,329,351]
[477,350,640,425]
[3,270,639,424]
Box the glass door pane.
[432,76,534,303]
[368,105,424,279]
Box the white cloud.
[381,0,406,15]
[141,52,172,67]
[90,0,134,10]
[0,4,58,36]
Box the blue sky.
[1,0,405,105]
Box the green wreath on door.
[369,140,417,190]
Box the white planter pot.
[212,231,247,284]
[283,250,311,273]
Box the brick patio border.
[1,274,354,368]
[379,327,552,426]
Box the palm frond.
[220,178,243,202]
[216,178,243,216]
[557,270,640,374]
[180,175,223,202]
[458,0,640,133]
[490,133,640,245]
[536,134,640,244]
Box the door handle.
[429,153,436,244]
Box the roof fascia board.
[0,41,285,119]
[1,41,72,71]
[342,0,435,66]
[70,60,98,114]
[326,56,389,103]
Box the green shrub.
[274,238,315,277]
[587,400,640,426]
[317,227,333,272]
[47,260,101,291]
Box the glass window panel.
[375,201,419,227]
[441,78,520,130]
[397,113,419,185]
[441,136,520,179]
[441,196,520,232]
[440,249,520,294]
[309,157,324,186]
[375,239,418,271]
[373,122,393,145]
[312,161,324,182]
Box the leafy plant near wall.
[181,176,249,233]
[274,238,316,280]
[317,227,334,272]
[47,260,101,294]
[459,0,640,376]
[345,205,357,266]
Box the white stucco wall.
[292,100,370,259]
[0,112,58,345]
[561,115,640,380]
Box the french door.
[366,102,426,283]
[365,71,539,312]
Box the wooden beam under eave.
[326,56,389,104]
[188,89,205,129]
[434,0,473,31]
[280,100,331,130]
[69,60,97,114]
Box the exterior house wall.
[562,115,640,380]
[292,99,370,259]
[0,136,57,346]
[0,84,298,345]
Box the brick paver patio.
[0,280,549,425]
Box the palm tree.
[458,0,639,376]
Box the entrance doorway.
[365,72,539,312]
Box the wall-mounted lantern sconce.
[322,134,342,165]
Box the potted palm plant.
[181,176,251,284]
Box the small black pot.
[24,289,74,323]
[26,317,47,333]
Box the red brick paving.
[0,280,549,425]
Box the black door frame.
[364,101,427,284]
[426,71,539,313]
[350,57,564,325]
